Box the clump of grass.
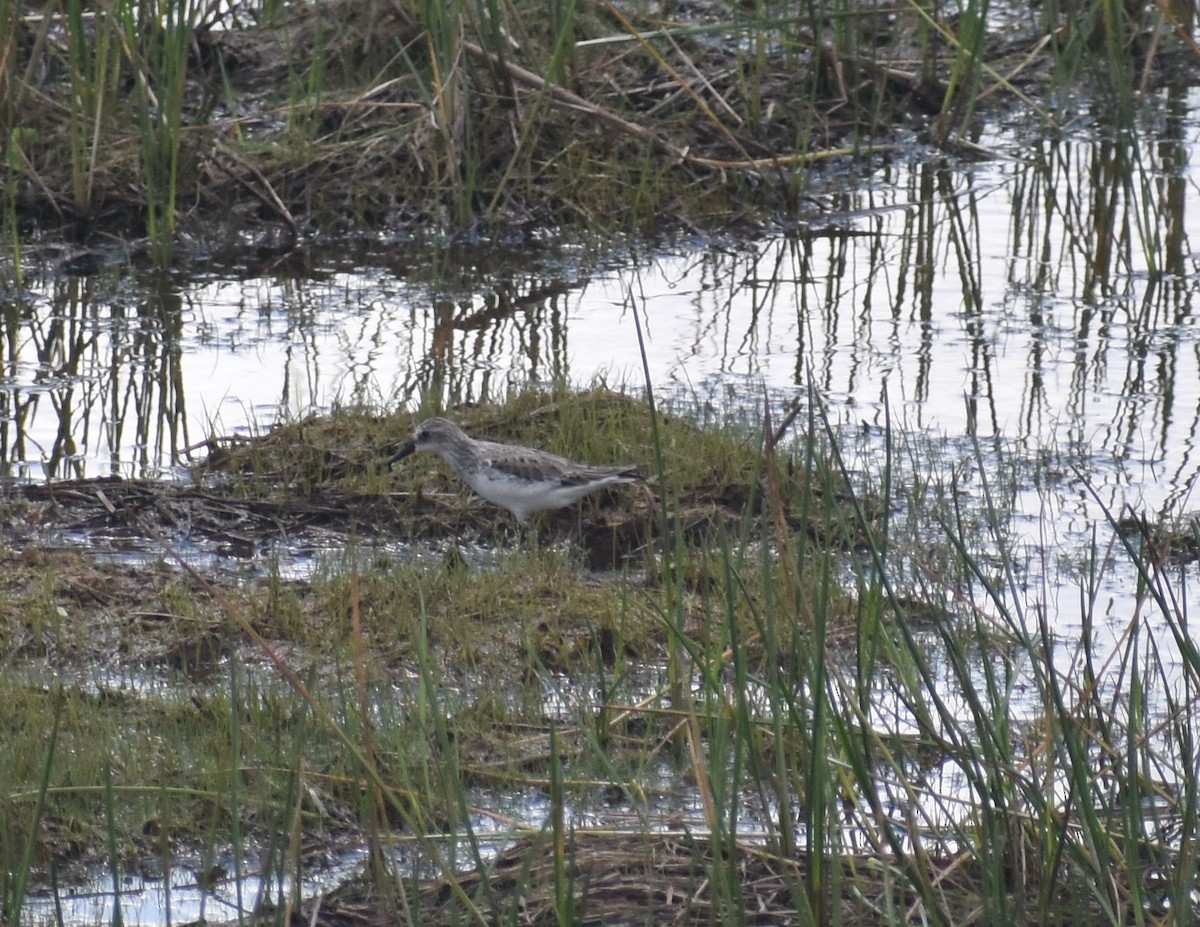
[4,0,1181,246]
[312,545,662,669]
[199,383,869,546]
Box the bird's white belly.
[466,470,593,521]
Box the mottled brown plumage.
[391,417,640,522]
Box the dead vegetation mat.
[9,469,653,571]
[296,831,1126,927]
[3,0,1125,253]
[5,432,743,571]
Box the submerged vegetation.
[0,385,1198,925]
[2,0,1198,261]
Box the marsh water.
[9,89,1200,921]
[11,105,1200,604]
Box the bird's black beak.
[386,440,417,467]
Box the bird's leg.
[523,516,542,554]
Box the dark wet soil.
[10,470,654,568]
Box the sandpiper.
[389,417,641,522]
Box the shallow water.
[7,86,1200,923]
[9,103,1200,612]
[9,115,1199,496]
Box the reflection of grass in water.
[1,382,1197,923]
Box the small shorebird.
[389,417,641,523]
